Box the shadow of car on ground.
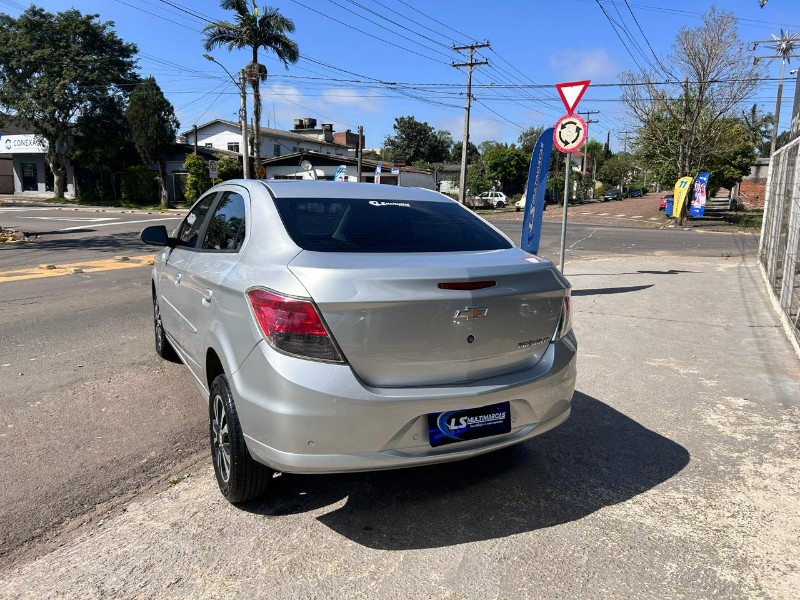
[242,391,690,550]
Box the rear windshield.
[273,198,512,253]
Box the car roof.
[256,180,451,202]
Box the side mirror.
[140,225,175,247]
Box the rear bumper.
[232,332,577,474]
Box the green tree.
[216,155,242,180]
[517,125,546,155]
[184,153,212,202]
[383,116,451,164]
[362,149,382,161]
[204,1,299,166]
[452,141,480,164]
[71,95,138,202]
[621,7,762,179]
[741,103,773,157]
[704,119,756,190]
[465,160,492,202]
[582,139,605,173]
[597,153,634,188]
[126,77,179,207]
[0,7,138,197]
[482,145,528,196]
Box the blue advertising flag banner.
[689,171,710,217]
[375,162,382,184]
[520,127,554,254]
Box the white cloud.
[321,88,382,112]
[439,116,505,144]
[548,48,620,80]
[260,84,382,130]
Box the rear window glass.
[273,198,512,253]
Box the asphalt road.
[0,200,777,592]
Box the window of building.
[205,143,213,148]
[274,144,281,157]
[227,142,240,153]
[292,147,298,153]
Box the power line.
[594,0,649,73]
[287,0,451,65]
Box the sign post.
[553,80,590,273]
[208,159,218,184]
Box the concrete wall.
[398,171,435,190]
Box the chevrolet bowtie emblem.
[453,306,489,320]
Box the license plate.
[427,402,511,448]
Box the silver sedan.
[141,180,576,504]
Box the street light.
[203,53,250,179]
[751,30,800,156]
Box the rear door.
[181,189,248,377]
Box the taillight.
[246,288,344,363]
[554,288,573,341]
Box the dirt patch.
[0,228,31,243]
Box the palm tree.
[203,1,299,173]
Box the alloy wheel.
[211,394,231,483]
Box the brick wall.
[738,180,766,209]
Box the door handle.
[202,289,213,306]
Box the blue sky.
[5,0,800,151]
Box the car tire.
[515,207,520,212]
[153,292,179,362]
[209,374,273,504]
[497,201,505,209]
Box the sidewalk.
[2,254,798,599]
[489,194,741,231]
[0,195,186,215]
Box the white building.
[261,151,435,189]
[183,117,351,159]
[0,131,75,197]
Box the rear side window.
[202,192,246,251]
[273,198,512,253]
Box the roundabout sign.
[553,113,587,154]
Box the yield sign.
[555,80,590,114]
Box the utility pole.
[619,131,635,193]
[453,42,490,205]
[193,125,198,154]
[203,54,250,178]
[577,110,599,175]
[620,131,635,154]
[357,125,363,183]
[239,69,250,179]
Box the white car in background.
[476,191,508,208]
[515,196,548,212]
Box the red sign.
[555,80,590,114]
[553,113,587,153]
